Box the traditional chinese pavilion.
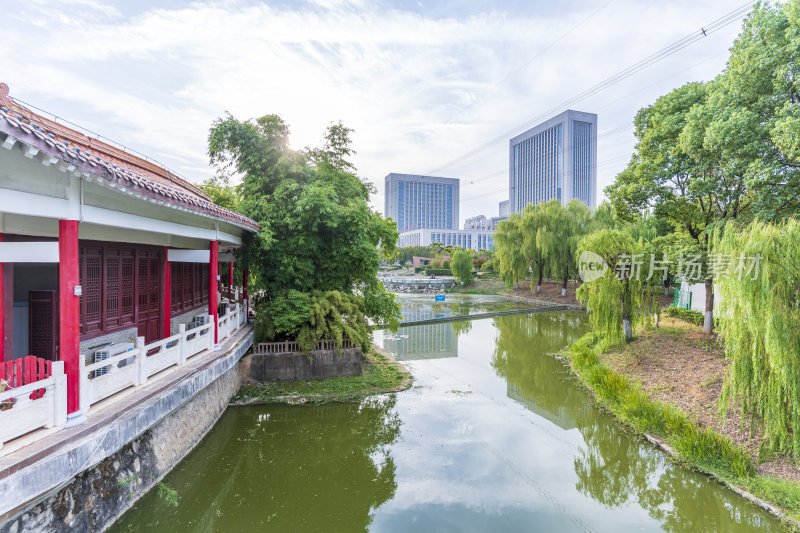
[0,82,257,427]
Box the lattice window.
[105,255,120,328]
[121,253,135,325]
[80,247,103,335]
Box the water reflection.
[396,294,533,324]
[112,302,784,533]
[491,312,779,533]
[382,323,459,360]
[110,398,401,533]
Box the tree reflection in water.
[491,312,778,533]
[109,397,401,533]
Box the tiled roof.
[0,82,258,232]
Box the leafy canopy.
[208,113,400,344]
[450,248,474,285]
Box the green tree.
[451,248,474,285]
[494,213,528,289]
[716,218,800,456]
[208,114,400,348]
[536,199,592,297]
[713,1,800,220]
[576,229,658,347]
[198,174,241,212]
[606,81,750,334]
[519,203,549,293]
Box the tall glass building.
[508,110,597,212]
[384,174,460,232]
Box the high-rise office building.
[384,173,460,232]
[498,200,510,217]
[508,110,597,212]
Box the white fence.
[1,302,249,450]
[0,362,67,449]
[80,302,245,414]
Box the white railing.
[217,303,244,343]
[80,308,245,413]
[0,362,67,449]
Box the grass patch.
[700,375,722,389]
[231,350,410,404]
[566,333,800,525]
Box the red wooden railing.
[0,356,52,400]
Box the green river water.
[110,295,785,532]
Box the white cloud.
[0,0,744,222]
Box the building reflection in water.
[383,321,458,361]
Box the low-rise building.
[399,228,495,251]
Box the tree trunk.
[704,277,714,334]
[562,274,568,297]
[537,271,543,293]
[623,279,633,340]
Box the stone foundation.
[241,347,362,382]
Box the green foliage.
[208,114,400,346]
[257,290,385,353]
[198,174,240,212]
[536,199,592,291]
[424,268,452,276]
[716,218,800,457]
[567,334,754,478]
[450,249,474,285]
[494,200,599,293]
[575,229,659,348]
[663,306,704,326]
[157,483,179,508]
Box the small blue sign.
[435,294,445,302]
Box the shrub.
[664,306,704,326]
[424,268,452,276]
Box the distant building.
[463,215,495,231]
[399,228,495,251]
[509,109,597,212]
[411,256,433,268]
[384,173,460,232]
[498,200,510,217]
[489,215,506,227]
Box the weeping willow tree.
[576,229,659,349]
[520,203,549,292]
[494,214,528,289]
[716,219,800,456]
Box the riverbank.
[230,347,413,405]
[561,319,800,528]
[446,279,674,310]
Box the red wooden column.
[163,247,171,338]
[228,260,234,289]
[0,232,4,362]
[59,219,83,422]
[209,240,219,344]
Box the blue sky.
[0,0,748,224]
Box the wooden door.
[137,253,161,344]
[29,290,58,360]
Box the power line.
[427,1,755,176]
